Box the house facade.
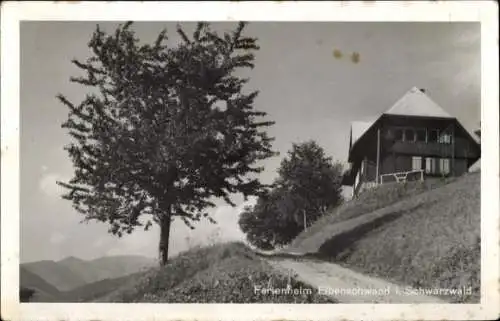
[342,87,481,197]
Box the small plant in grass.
[207,227,223,247]
[20,287,36,302]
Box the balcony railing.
[379,169,424,184]
[354,169,424,197]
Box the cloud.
[39,173,68,198]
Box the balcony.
[389,138,477,159]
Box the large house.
[342,87,481,197]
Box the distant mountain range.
[20,267,61,302]
[20,255,157,301]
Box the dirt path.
[267,257,447,303]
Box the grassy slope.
[336,172,480,303]
[286,172,480,303]
[97,242,336,303]
[286,176,456,254]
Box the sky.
[20,21,480,263]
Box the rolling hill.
[62,272,145,302]
[21,260,87,291]
[57,256,100,284]
[280,171,481,303]
[21,254,157,295]
[57,255,156,285]
[84,255,157,281]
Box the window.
[428,129,439,142]
[405,129,415,142]
[391,127,428,143]
[412,156,422,171]
[416,129,426,142]
[425,157,434,174]
[425,157,451,175]
[425,157,440,174]
[440,158,451,175]
[439,133,452,144]
[394,128,404,141]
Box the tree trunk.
[159,211,172,266]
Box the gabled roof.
[344,87,481,185]
[349,86,456,151]
[351,120,375,147]
[474,127,481,138]
[383,87,453,119]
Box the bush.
[20,287,35,302]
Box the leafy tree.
[278,140,344,225]
[57,21,276,265]
[238,185,302,250]
[239,140,344,250]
